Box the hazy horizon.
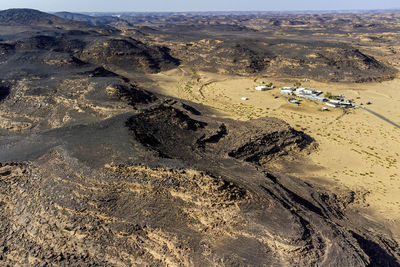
[1,0,399,13]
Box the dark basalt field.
[114,11,399,82]
[0,8,399,266]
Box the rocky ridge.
[0,8,399,266]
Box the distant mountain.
[0,8,88,28]
[54,12,131,27]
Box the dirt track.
[0,8,399,266]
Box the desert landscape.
[137,11,400,243]
[0,8,399,266]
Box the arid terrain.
[0,8,399,266]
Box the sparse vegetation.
[0,7,399,267]
[324,91,341,99]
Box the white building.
[313,96,327,102]
[255,86,270,91]
[280,90,293,94]
[280,87,294,94]
[339,102,353,107]
[325,102,339,108]
[300,94,327,102]
[295,88,322,95]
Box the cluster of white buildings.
[280,86,354,108]
[280,87,322,97]
[247,82,355,109]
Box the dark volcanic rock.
[0,8,87,28]
[111,83,157,105]
[126,105,205,157]
[0,9,399,266]
[15,35,87,54]
[0,43,15,55]
[225,118,314,164]
[0,78,399,266]
[0,100,398,265]
[84,66,120,78]
[80,38,180,73]
[171,39,397,82]
[15,35,60,50]
[0,83,10,101]
[126,104,313,162]
[54,12,131,27]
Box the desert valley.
[0,8,399,266]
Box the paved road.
[360,106,400,129]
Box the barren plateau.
[0,8,399,266]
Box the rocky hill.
[0,30,179,77]
[1,69,398,265]
[127,12,399,82]
[54,12,131,28]
[79,38,180,73]
[0,9,399,266]
[0,9,88,28]
[149,33,397,82]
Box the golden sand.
[147,68,400,240]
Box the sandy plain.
[146,67,400,241]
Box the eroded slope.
[0,9,399,266]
